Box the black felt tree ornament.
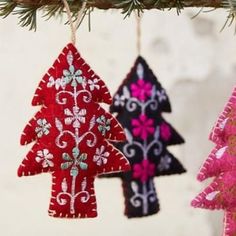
[104,56,186,218]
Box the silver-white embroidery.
[137,63,144,79]
[114,94,125,107]
[47,76,67,90]
[54,51,99,212]
[125,85,158,114]
[64,106,86,128]
[56,177,90,214]
[130,180,156,215]
[55,115,97,149]
[88,79,100,91]
[123,128,163,159]
[158,155,172,171]
[35,119,51,138]
[35,149,54,168]
[156,89,167,102]
[121,67,169,214]
[67,50,74,65]
[93,145,109,166]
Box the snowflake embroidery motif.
[158,155,172,171]
[47,76,67,90]
[35,149,54,168]
[93,145,110,166]
[96,115,111,136]
[156,89,167,102]
[35,119,51,138]
[64,106,86,128]
[114,94,125,107]
[63,64,86,87]
[61,147,88,177]
[88,79,100,91]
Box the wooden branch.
[14,0,223,10]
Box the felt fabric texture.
[103,56,186,218]
[192,85,236,236]
[192,171,236,210]
[210,87,236,145]
[17,43,130,218]
[223,211,236,236]
[197,141,236,181]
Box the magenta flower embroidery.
[160,122,171,141]
[132,114,155,140]
[131,80,152,102]
[133,160,155,183]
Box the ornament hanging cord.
[62,0,87,45]
[135,13,142,55]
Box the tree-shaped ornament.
[103,56,186,218]
[17,43,131,218]
[191,86,236,236]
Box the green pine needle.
[0,0,235,31]
[0,1,17,18]
[221,0,236,32]
[14,5,38,31]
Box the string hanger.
[135,12,142,56]
[62,0,87,45]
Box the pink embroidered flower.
[131,80,152,102]
[132,114,155,140]
[160,122,171,141]
[133,160,155,183]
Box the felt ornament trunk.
[103,56,186,218]
[192,86,236,235]
[17,43,131,218]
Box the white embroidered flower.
[64,106,86,128]
[88,79,100,91]
[63,65,86,88]
[114,94,125,107]
[35,119,51,138]
[158,155,171,171]
[36,149,54,168]
[157,89,167,102]
[47,76,67,90]
[93,145,109,166]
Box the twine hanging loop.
[135,13,142,55]
[62,0,87,45]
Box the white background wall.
[0,8,236,236]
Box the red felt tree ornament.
[191,86,236,235]
[17,1,130,218]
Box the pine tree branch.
[0,0,236,31]
[9,0,227,9]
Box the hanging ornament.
[102,15,186,218]
[17,0,130,219]
[191,86,236,235]
[107,56,186,218]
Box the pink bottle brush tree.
[191,86,236,236]
[103,56,186,218]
